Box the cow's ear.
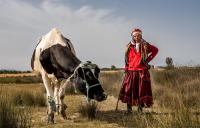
[94,66,100,78]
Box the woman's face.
[132,33,142,43]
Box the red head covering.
[131,28,142,36]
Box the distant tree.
[111,65,117,70]
[165,57,174,68]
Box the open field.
[0,68,200,128]
[0,73,36,78]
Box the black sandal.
[137,104,143,112]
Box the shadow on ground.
[96,110,176,127]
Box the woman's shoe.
[126,103,133,114]
[137,104,143,112]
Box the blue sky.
[0,0,200,70]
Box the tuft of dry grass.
[0,90,32,128]
[78,101,98,120]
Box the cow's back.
[31,28,76,74]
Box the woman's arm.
[146,43,158,63]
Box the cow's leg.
[53,81,60,115]
[58,80,70,119]
[72,82,78,93]
[58,87,67,119]
[41,71,56,124]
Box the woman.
[119,28,158,113]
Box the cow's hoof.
[61,110,67,119]
[60,104,67,119]
[47,113,54,124]
[63,104,67,110]
[137,105,143,112]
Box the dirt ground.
[31,93,161,128]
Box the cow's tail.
[31,49,36,71]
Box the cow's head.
[72,61,107,101]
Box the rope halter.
[66,61,101,102]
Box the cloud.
[0,0,136,70]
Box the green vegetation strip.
[0,76,42,84]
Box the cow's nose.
[93,93,107,102]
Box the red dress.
[119,41,158,107]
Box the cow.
[31,28,107,123]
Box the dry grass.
[78,101,98,120]
[0,85,35,128]
[0,73,36,78]
[0,67,200,128]
[0,84,46,107]
[99,70,124,97]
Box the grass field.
[0,68,200,128]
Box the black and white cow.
[31,28,107,123]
